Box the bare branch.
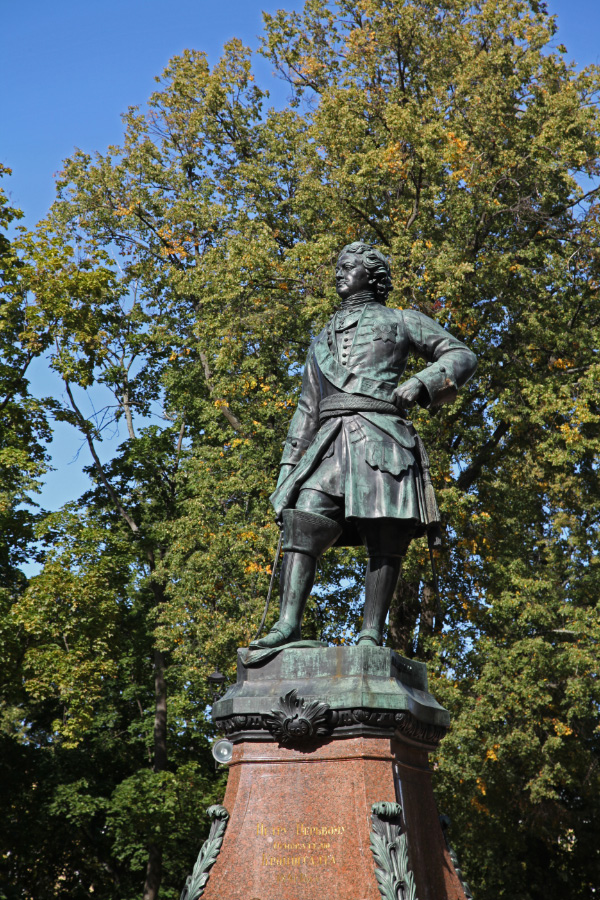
[175,417,186,463]
[406,166,423,230]
[63,379,141,535]
[199,351,245,433]
[456,420,510,492]
[0,351,34,412]
[121,384,136,440]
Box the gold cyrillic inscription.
[273,840,331,851]
[256,821,343,871]
[275,871,315,884]
[296,823,345,836]
[262,853,336,867]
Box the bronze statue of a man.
[252,242,477,650]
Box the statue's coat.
[270,302,477,545]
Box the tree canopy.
[2,2,599,898]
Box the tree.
[0,166,55,899]
[261,3,600,892]
[0,165,50,597]
[6,2,600,897]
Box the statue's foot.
[249,621,300,650]
[357,628,383,646]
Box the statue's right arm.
[277,342,322,472]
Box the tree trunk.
[142,648,167,900]
[152,648,168,772]
[416,582,436,659]
[388,576,421,656]
[142,843,163,900]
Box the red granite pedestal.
[202,734,467,900]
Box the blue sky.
[1,0,599,518]
[2,1,599,226]
[2,0,302,225]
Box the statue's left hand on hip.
[392,377,425,410]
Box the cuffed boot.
[357,555,403,646]
[250,510,342,649]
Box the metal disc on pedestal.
[211,738,233,765]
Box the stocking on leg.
[357,555,402,645]
[356,519,415,647]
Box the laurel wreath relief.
[180,805,230,900]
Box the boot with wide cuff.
[281,508,342,556]
[250,510,342,650]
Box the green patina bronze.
[180,806,230,900]
[270,296,475,526]
[370,802,418,900]
[212,644,450,747]
[252,242,477,651]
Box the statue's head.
[335,242,392,302]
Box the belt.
[319,393,399,423]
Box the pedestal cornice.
[212,645,450,749]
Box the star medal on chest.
[373,322,396,343]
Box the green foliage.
[0,167,55,900]
[0,166,50,586]
[2,3,600,898]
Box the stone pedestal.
[190,646,468,900]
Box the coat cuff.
[413,364,458,408]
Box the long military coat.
[270,299,477,545]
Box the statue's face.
[335,252,371,300]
